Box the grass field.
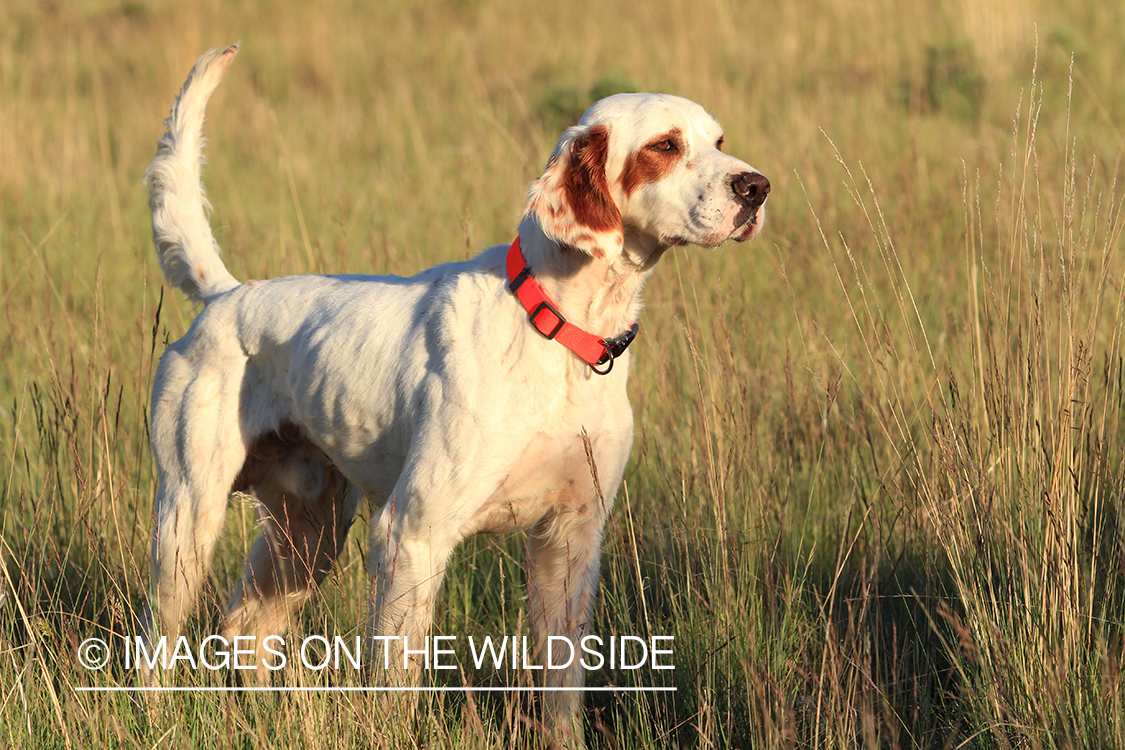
[3,0,1125,747]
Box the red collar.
[506,237,638,375]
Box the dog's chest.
[460,386,632,537]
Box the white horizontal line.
[75,686,676,693]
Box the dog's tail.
[145,45,241,304]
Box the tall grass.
[3,0,1125,747]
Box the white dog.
[142,45,768,739]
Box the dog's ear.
[525,124,624,263]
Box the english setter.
[142,45,769,740]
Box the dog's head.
[526,93,769,264]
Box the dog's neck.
[516,216,667,340]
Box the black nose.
[732,172,770,206]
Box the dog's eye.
[650,139,675,152]
[716,136,724,151]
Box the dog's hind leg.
[145,353,249,651]
[222,426,360,668]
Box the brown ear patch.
[561,124,620,236]
[620,128,683,198]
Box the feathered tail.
[144,45,241,303]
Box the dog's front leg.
[363,478,464,721]
[527,501,612,749]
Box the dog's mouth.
[662,199,768,248]
[731,204,766,242]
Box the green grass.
[3,0,1125,747]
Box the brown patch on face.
[561,124,620,236]
[620,128,684,198]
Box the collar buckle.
[600,322,639,362]
[589,322,640,375]
[529,300,566,340]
